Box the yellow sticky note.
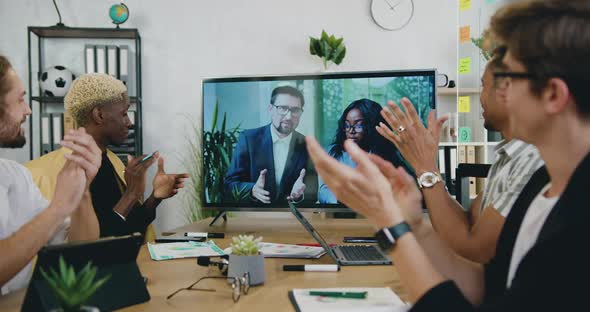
[459,96,470,113]
[460,0,472,11]
[459,57,472,74]
[460,26,470,43]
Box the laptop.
[289,202,391,266]
[21,233,150,312]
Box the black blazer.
[411,153,590,312]
[224,124,309,203]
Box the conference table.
[0,215,409,311]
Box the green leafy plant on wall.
[40,256,110,312]
[309,30,346,70]
[471,30,496,61]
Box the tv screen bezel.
[201,68,438,212]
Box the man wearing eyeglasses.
[225,86,311,204]
[375,47,543,263]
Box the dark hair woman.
[319,98,409,203]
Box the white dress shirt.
[507,183,558,288]
[270,126,293,189]
[0,158,69,295]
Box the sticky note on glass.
[460,26,470,43]
[459,96,470,112]
[459,57,472,74]
[460,0,471,11]
[459,127,472,143]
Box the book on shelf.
[466,145,477,198]
[119,45,129,85]
[106,45,118,78]
[84,45,95,73]
[95,45,107,74]
[41,114,52,155]
[51,114,63,151]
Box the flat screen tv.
[202,69,437,212]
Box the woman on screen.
[319,98,408,204]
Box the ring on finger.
[398,125,406,133]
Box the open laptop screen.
[288,201,339,261]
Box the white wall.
[0,0,457,231]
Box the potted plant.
[179,99,243,223]
[309,30,346,70]
[471,29,496,62]
[40,256,111,312]
[227,235,265,285]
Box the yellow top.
[25,147,156,242]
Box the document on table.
[147,241,225,261]
[289,287,409,312]
[223,242,326,259]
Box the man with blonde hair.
[26,73,188,240]
[0,55,100,295]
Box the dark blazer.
[224,124,309,203]
[411,152,590,312]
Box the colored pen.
[184,232,225,238]
[309,291,367,299]
[283,264,340,272]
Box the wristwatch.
[417,171,442,188]
[375,221,412,252]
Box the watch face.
[371,0,414,31]
[419,172,438,187]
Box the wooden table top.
[0,215,408,311]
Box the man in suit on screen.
[224,86,309,204]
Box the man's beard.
[275,121,293,135]
[0,121,27,148]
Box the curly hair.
[64,73,127,126]
[329,98,402,167]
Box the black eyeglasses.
[272,104,304,117]
[493,71,537,89]
[167,272,250,302]
[344,123,364,133]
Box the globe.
[109,3,129,25]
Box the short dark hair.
[270,86,304,108]
[489,45,507,71]
[0,55,13,108]
[491,0,590,115]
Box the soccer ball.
[40,66,75,97]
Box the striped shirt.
[480,139,544,217]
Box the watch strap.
[375,221,412,252]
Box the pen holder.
[228,254,266,285]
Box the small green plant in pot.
[228,235,265,285]
[40,256,111,312]
[309,30,346,70]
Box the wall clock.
[371,0,415,31]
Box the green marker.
[309,291,368,299]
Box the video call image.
[202,72,435,207]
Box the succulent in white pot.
[228,235,265,285]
